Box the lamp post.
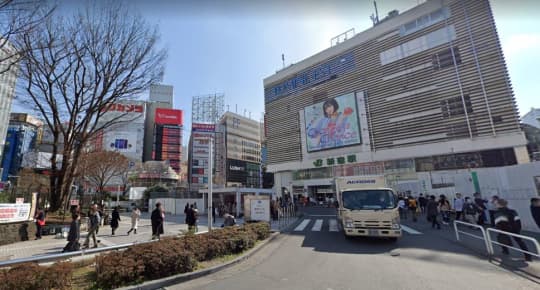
[208,135,213,231]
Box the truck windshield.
[342,190,397,210]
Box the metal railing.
[486,227,540,259]
[276,204,297,229]
[454,220,540,259]
[453,220,491,254]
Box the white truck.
[335,175,401,241]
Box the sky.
[14,0,540,145]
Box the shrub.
[0,262,73,290]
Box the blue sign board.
[265,51,356,103]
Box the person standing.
[151,202,164,240]
[83,205,99,248]
[438,195,451,225]
[110,207,121,235]
[34,208,45,240]
[418,194,427,215]
[530,198,540,229]
[127,207,141,235]
[474,193,487,225]
[398,197,408,220]
[222,213,236,227]
[463,197,478,225]
[427,195,441,230]
[488,195,499,227]
[212,203,216,224]
[494,199,532,262]
[63,214,80,252]
[453,193,465,221]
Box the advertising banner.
[155,108,183,125]
[227,159,247,183]
[304,92,361,152]
[103,131,138,153]
[0,203,32,223]
[192,123,215,133]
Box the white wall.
[149,198,205,215]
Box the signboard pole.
[208,135,213,231]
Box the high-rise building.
[143,84,174,161]
[152,108,183,173]
[522,108,540,129]
[263,0,528,199]
[1,113,42,181]
[215,112,262,187]
[0,40,18,178]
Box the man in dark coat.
[110,207,121,235]
[151,202,164,240]
[530,198,540,229]
[426,195,441,229]
[63,214,80,252]
[495,199,532,262]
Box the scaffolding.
[192,93,225,124]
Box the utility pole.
[207,135,213,231]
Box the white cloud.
[502,34,540,56]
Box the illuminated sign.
[265,51,355,103]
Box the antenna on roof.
[370,1,380,26]
[281,53,285,69]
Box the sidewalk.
[0,213,299,262]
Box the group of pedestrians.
[183,203,199,233]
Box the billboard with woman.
[304,92,361,152]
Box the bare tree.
[15,3,167,212]
[77,150,129,203]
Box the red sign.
[155,108,183,125]
[102,103,144,113]
[70,199,79,206]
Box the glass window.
[342,190,397,210]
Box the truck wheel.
[388,237,398,243]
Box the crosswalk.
[293,218,423,235]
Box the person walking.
[127,207,141,235]
[110,207,121,235]
[463,197,478,225]
[34,208,45,240]
[83,204,100,248]
[438,195,451,225]
[212,203,216,224]
[530,198,540,229]
[488,195,499,227]
[474,193,487,225]
[453,193,465,221]
[408,196,418,222]
[494,199,532,262]
[398,197,408,220]
[427,195,441,230]
[151,202,164,240]
[63,213,80,252]
[418,194,427,215]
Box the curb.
[117,231,281,290]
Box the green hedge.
[95,222,270,289]
[0,262,73,290]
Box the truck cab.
[336,176,401,240]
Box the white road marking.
[329,219,339,232]
[400,224,423,235]
[312,219,323,231]
[294,219,311,231]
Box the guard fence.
[453,220,540,260]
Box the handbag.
[37,219,45,226]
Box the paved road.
[167,207,539,290]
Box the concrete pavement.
[0,212,297,262]
[166,207,540,290]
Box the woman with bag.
[127,207,141,235]
[438,195,451,225]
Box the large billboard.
[155,108,183,125]
[103,131,139,153]
[304,92,361,152]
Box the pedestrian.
[427,195,441,229]
[95,205,103,235]
[398,197,408,220]
[34,208,45,240]
[488,195,499,227]
[474,193,487,225]
[438,195,451,225]
[151,202,164,240]
[453,193,465,221]
[222,213,236,227]
[83,204,100,248]
[408,196,418,222]
[63,213,80,252]
[494,199,532,262]
[418,194,427,214]
[184,203,190,223]
[127,207,141,235]
[530,198,540,229]
[463,197,478,225]
[110,206,121,235]
[212,202,216,224]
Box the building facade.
[263,0,528,200]
[215,112,262,188]
[0,40,18,178]
[152,108,183,173]
[143,84,174,162]
[522,108,540,129]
